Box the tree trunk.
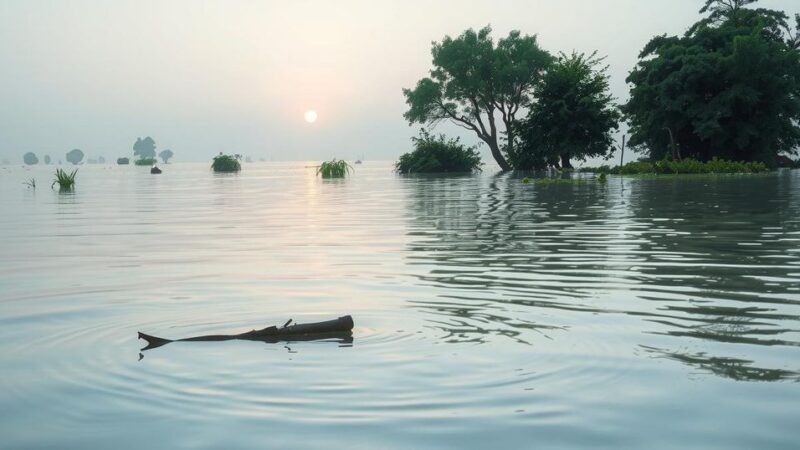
[560,153,573,169]
[488,141,512,171]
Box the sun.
[304,110,318,123]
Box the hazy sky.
[1,0,798,165]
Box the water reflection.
[403,173,800,381]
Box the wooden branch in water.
[138,315,354,350]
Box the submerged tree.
[624,0,800,164]
[515,51,620,170]
[66,149,84,165]
[133,137,157,160]
[23,152,39,165]
[403,26,553,171]
[159,149,174,163]
[44,155,51,164]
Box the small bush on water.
[395,130,482,174]
[317,159,352,178]
[52,168,77,191]
[211,153,242,173]
[134,157,157,166]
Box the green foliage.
[159,149,174,163]
[395,130,483,174]
[117,157,130,165]
[612,158,769,174]
[134,157,157,166]
[521,177,531,184]
[52,168,77,191]
[211,153,241,172]
[66,149,84,165]
[403,26,553,171]
[317,159,353,178]
[133,137,157,159]
[598,172,608,183]
[515,51,620,170]
[624,0,800,165]
[23,152,39,165]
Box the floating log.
[138,315,354,350]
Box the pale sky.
[1,0,798,166]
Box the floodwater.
[1,162,798,449]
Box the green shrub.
[135,157,157,166]
[52,168,77,191]
[395,130,483,174]
[610,158,768,175]
[317,159,352,178]
[211,153,242,173]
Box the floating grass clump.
[134,157,157,166]
[52,168,77,191]
[395,130,482,174]
[211,153,242,173]
[317,159,352,178]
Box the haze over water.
[1,163,798,449]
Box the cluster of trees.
[404,0,800,170]
[133,136,174,163]
[21,150,82,165]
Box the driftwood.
[138,315,354,351]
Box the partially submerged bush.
[395,130,482,174]
[117,157,130,165]
[317,159,352,178]
[52,168,77,191]
[212,153,242,172]
[613,158,768,175]
[135,157,157,166]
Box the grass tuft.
[317,159,352,178]
[23,178,36,189]
[52,168,77,191]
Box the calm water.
[1,162,799,449]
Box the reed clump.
[52,168,77,191]
[317,159,352,178]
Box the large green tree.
[515,51,620,170]
[133,137,157,160]
[624,0,800,164]
[403,26,553,171]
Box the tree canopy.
[23,152,39,165]
[133,137,157,160]
[515,51,620,170]
[66,149,84,165]
[159,149,174,163]
[403,26,553,171]
[624,0,800,164]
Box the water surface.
[1,163,798,449]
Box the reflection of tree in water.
[640,345,800,382]
[404,172,800,381]
[404,173,619,344]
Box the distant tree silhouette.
[66,149,84,165]
[133,137,157,160]
[23,152,39,165]
[44,155,51,164]
[98,156,106,164]
[159,149,174,163]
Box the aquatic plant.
[117,157,130,165]
[613,158,769,175]
[317,159,352,178]
[598,172,608,183]
[211,153,242,172]
[395,129,483,174]
[522,177,531,184]
[52,168,77,191]
[135,157,157,166]
[23,178,36,189]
